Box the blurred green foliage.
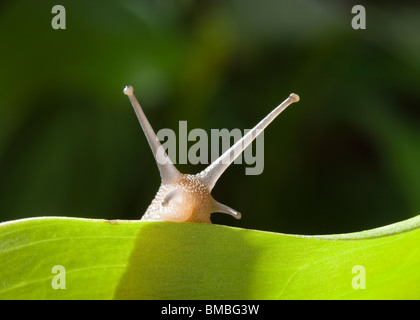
[0,0,419,234]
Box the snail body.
[123,85,299,223]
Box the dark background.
[0,0,419,234]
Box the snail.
[123,85,299,223]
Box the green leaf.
[0,216,419,299]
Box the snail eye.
[161,189,181,207]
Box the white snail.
[124,85,299,223]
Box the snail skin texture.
[124,85,299,223]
